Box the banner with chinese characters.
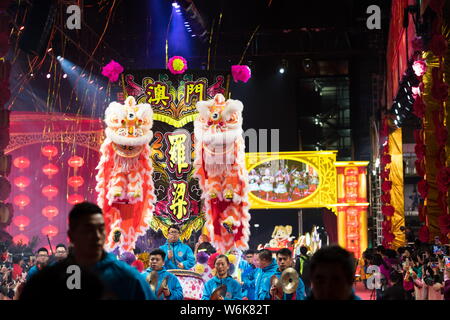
[117,70,230,240]
[335,161,369,259]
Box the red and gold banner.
[336,162,369,259]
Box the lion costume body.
[96,96,156,252]
[194,94,250,252]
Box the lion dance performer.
[96,96,156,252]
[194,93,250,252]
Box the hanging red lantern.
[42,206,59,221]
[13,195,30,210]
[68,193,84,205]
[42,163,59,179]
[68,176,84,189]
[42,185,58,200]
[68,156,84,168]
[13,157,30,170]
[41,145,58,160]
[41,225,58,238]
[13,234,29,245]
[14,176,30,191]
[13,215,30,231]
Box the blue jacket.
[201,276,243,300]
[92,252,156,300]
[26,265,40,281]
[141,267,183,300]
[160,240,195,270]
[255,258,278,300]
[239,260,257,300]
[273,269,306,300]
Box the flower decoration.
[231,65,251,83]
[382,205,395,217]
[194,263,205,274]
[196,251,210,264]
[226,254,237,265]
[101,60,124,82]
[207,252,220,269]
[167,56,188,75]
[412,60,427,77]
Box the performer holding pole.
[159,225,195,270]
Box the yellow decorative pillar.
[389,128,406,249]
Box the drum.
[167,269,205,300]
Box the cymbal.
[157,276,169,298]
[211,284,227,300]
[270,275,283,300]
[147,271,158,292]
[280,267,299,294]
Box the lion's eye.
[211,112,220,120]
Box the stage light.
[63,73,67,78]
[47,48,53,53]
[71,66,76,70]
[394,109,398,114]
[394,120,398,126]
[191,34,196,37]
[89,80,94,84]
[279,67,285,74]
[397,102,401,108]
[46,73,51,79]
[254,224,259,228]
[19,26,25,31]
[81,74,85,78]
[30,73,34,77]
[396,115,401,121]
[172,2,179,8]
[99,86,104,90]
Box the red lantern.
[13,157,30,170]
[68,194,84,205]
[41,145,58,160]
[42,185,58,200]
[41,225,58,238]
[13,195,30,210]
[68,176,84,189]
[14,176,30,191]
[68,156,84,168]
[42,206,59,221]
[42,163,59,179]
[13,215,30,231]
[13,234,29,245]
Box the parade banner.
[117,70,231,240]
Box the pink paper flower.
[383,232,395,243]
[380,169,390,180]
[167,56,188,75]
[381,154,391,166]
[231,65,251,83]
[411,86,421,98]
[438,214,450,235]
[436,167,450,193]
[430,34,448,57]
[101,60,124,82]
[381,193,391,204]
[414,143,426,160]
[412,60,427,77]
